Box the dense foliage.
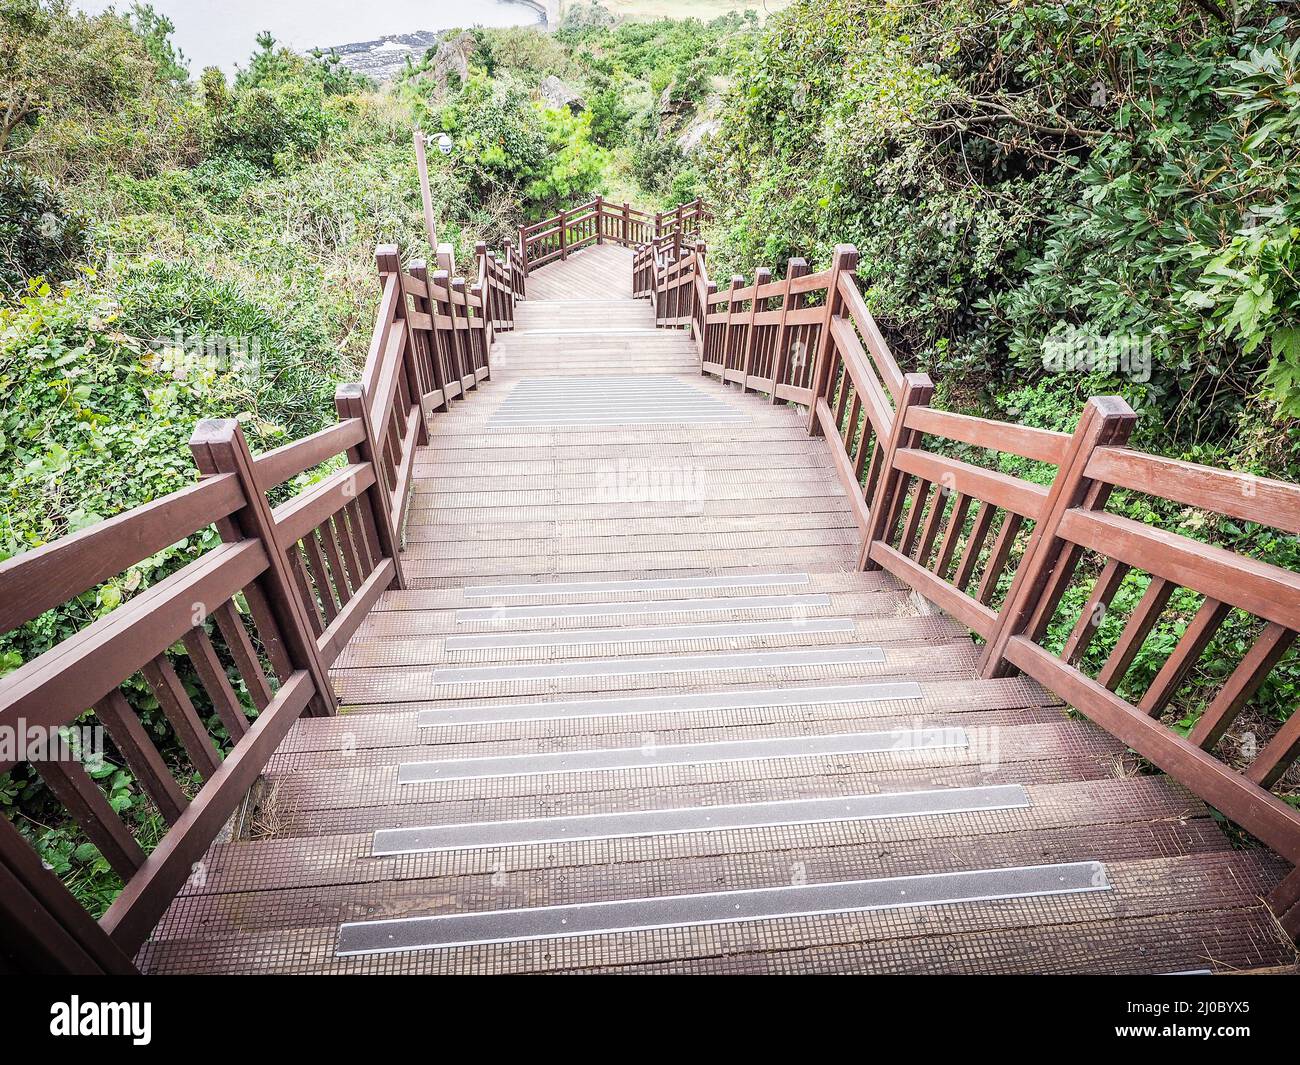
[701,0,1300,788]
[704,0,1300,440]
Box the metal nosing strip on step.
[415,681,923,727]
[443,617,856,650]
[463,573,811,597]
[371,784,1031,856]
[431,645,886,684]
[454,592,833,622]
[487,422,753,430]
[397,726,966,784]
[335,860,1109,956]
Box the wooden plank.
[0,474,243,634]
[836,270,903,398]
[1086,448,1300,535]
[951,500,995,593]
[893,449,1048,521]
[975,513,1023,606]
[141,655,223,779]
[36,746,146,879]
[212,599,274,711]
[0,541,267,734]
[1137,597,1231,718]
[828,316,892,439]
[1248,700,1300,788]
[1096,577,1174,691]
[1062,559,1131,667]
[272,464,377,546]
[93,689,187,824]
[814,399,870,533]
[1058,508,1300,633]
[906,407,1070,466]
[253,422,364,492]
[1188,623,1296,750]
[181,626,250,740]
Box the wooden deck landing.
[137,263,1295,975]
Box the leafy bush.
[0,161,84,293]
[524,106,609,215]
[2,0,199,180]
[206,78,344,170]
[704,0,1300,436]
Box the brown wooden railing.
[0,235,518,973]
[520,196,707,278]
[639,232,1300,937]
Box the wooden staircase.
[134,249,1297,975]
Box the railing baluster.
[190,419,338,716]
[978,397,1137,678]
[806,245,859,436]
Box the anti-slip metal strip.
[430,645,886,684]
[454,592,833,622]
[443,617,856,650]
[396,726,966,784]
[335,860,1109,956]
[371,784,1031,856]
[414,681,923,727]
[463,574,811,597]
[489,416,749,427]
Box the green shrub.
[207,79,344,170]
[0,161,85,293]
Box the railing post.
[595,194,604,244]
[474,241,494,327]
[558,209,567,260]
[859,372,935,570]
[770,257,808,404]
[654,211,662,240]
[189,419,339,717]
[518,224,529,277]
[740,267,769,393]
[452,277,478,389]
[0,817,138,973]
[435,267,466,397]
[700,278,717,371]
[409,257,446,418]
[622,202,630,245]
[469,277,492,380]
[807,244,859,436]
[978,395,1138,678]
[378,245,430,444]
[724,276,743,375]
[336,383,406,590]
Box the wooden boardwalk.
[136,253,1296,975]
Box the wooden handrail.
[636,227,1300,914]
[520,197,707,277]
[0,198,518,968]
